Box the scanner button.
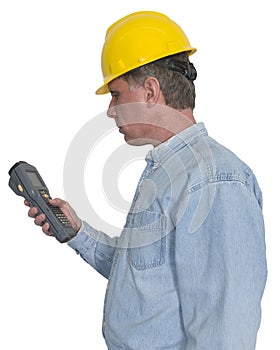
[18,184,24,192]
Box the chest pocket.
[124,209,167,271]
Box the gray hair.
[122,52,196,110]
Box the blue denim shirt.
[68,123,267,349]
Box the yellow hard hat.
[96,11,196,95]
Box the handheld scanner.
[8,161,76,243]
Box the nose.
[107,98,117,119]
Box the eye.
[110,91,119,100]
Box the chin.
[125,136,157,147]
[124,137,142,146]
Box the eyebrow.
[109,90,119,95]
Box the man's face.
[107,77,159,146]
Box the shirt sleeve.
[68,221,119,279]
[174,180,267,349]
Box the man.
[26,11,267,349]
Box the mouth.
[115,119,122,129]
[116,120,124,132]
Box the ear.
[143,77,161,104]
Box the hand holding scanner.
[8,161,76,243]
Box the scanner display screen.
[26,171,43,187]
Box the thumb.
[48,198,65,207]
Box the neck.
[151,107,196,146]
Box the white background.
[0,0,279,348]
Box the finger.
[24,200,30,207]
[28,207,38,218]
[34,213,46,226]
[42,222,53,236]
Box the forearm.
[68,221,118,279]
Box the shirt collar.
[146,122,208,164]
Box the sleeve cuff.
[67,221,99,251]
